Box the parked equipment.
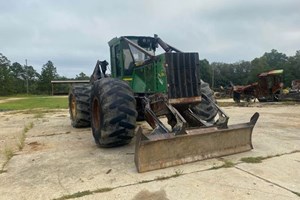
[232,69,284,102]
[280,79,300,101]
[232,69,300,102]
[68,35,259,172]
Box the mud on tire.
[91,78,137,147]
[68,84,91,128]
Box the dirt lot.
[0,101,299,200]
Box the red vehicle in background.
[232,69,284,102]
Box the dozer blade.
[134,112,259,173]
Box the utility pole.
[211,65,215,89]
[25,59,29,95]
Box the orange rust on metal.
[134,113,259,173]
[168,96,201,105]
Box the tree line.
[0,53,89,95]
[200,49,300,89]
[1,49,300,96]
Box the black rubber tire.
[91,78,137,147]
[190,80,218,122]
[233,91,241,103]
[68,84,91,128]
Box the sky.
[1,0,300,78]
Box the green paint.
[108,36,168,94]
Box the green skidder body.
[108,36,168,94]
[131,55,167,94]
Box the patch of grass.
[17,132,26,151]
[241,156,264,163]
[24,122,34,133]
[241,151,300,164]
[155,176,170,181]
[174,169,183,176]
[21,109,59,114]
[1,146,14,171]
[54,190,93,200]
[3,147,14,161]
[1,122,34,171]
[138,179,152,184]
[17,122,34,150]
[223,160,235,168]
[218,102,236,107]
[292,191,300,197]
[53,188,113,200]
[33,112,45,118]
[139,170,183,184]
[54,169,184,200]
[94,188,113,193]
[210,160,235,170]
[155,170,184,181]
[0,96,68,111]
[209,166,221,170]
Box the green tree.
[263,49,288,69]
[75,72,89,80]
[0,53,13,95]
[284,50,300,87]
[250,49,288,84]
[10,62,26,93]
[250,56,269,83]
[234,61,252,85]
[8,62,40,94]
[207,61,252,88]
[210,62,228,88]
[38,61,59,94]
[24,65,40,94]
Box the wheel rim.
[92,98,100,129]
[71,95,76,119]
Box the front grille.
[165,53,200,99]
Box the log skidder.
[68,35,259,172]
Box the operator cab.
[108,36,157,77]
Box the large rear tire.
[91,78,137,147]
[68,84,91,128]
[190,80,218,122]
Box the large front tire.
[91,78,137,147]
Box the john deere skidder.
[69,35,259,172]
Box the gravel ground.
[0,100,299,200]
